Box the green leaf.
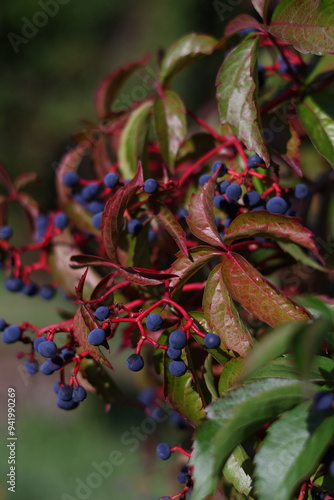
[203,354,218,401]
[118,101,152,179]
[224,211,323,262]
[73,306,112,369]
[163,353,205,428]
[48,231,100,300]
[241,322,305,380]
[94,54,150,119]
[305,54,334,84]
[191,378,307,500]
[169,246,220,297]
[187,170,225,247]
[221,252,312,327]
[219,358,244,394]
[101,163,143,263]
[216,38,270,166]
[254,402,334,500]
[278,241,327,272]
[150,200,188,257]
[159,33,218,85]
[153,90,187,170]
[268,0,334,55]
[203,264,253,356]
[297,94,334,166]
[223,446,253,496]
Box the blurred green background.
[1,1,252,499]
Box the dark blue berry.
[168,360,187,377]
[87,200,105,214]
[177,208,189,219]
[159,497,171,500]
[94,306,110,321]
[148,227,156,243]
[2,325,22,343]
[104,173,119,188]
[213,194,226,210]
[24,359,39,375]
[48,356,64,371]
[40,360,55,375]
[313,391,334,411]
[35,214,49,241]
[218,180,230,194]
[177,471,190,483]
[0,225,13,240]
[54,212,69,229]
[21,282,39,296]
[81,183,101,201]
[33,336,46,350]
[53,381,61,394]
[127,219,142,235]
[243,191,261,207]
[266,196,288,214]
[211,161,227,175]
[247,154,264,169]
[146,313,163,332]
[329,460,334,478]
[223,217,232,228]
[0,318,7,331]
[169,330,187,349]
[63,172,79,187]
[126,354,144,372]
[72,386,87,402]
[61,348,75,361]
[226,183,242,201]
[88,328,106,346]
[57,398,78,410]
[169,412,188,429]
[137,387,155,406]
[204,333,221,349]
[294,184,309,200]
[166,347,182,360]
[39,285,56,300]
[156,442,171,460]
[199,174,211,186]
[38,340,58,358]
[92,211,103,230]
[5,277,23,293]
[144,178,158,193]
[58,384,73,401]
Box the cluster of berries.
[156,442,192,499]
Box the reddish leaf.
[186,170,225,248]
[73,306,112,369]
[251,0,270,21]
[55,142,100,235]
[70,254,174,286]
[94,54,151,119]
[14,172,40,191]
[169,246,220,297]
[0,162,14,194]
[224,14,263,37]
[118,102,152,179]
[224,211,324,263]
[221,252,311,327]
[216,38,270,166]
[268,0,334,55]
[159,33,219,85]
[90,272,116,307]
[153,90,187,170]
[75,267,89,301]
[49,233,100,299]
[101,162,143,263]
[150,200,189,257]
[281,119,302,177]
[203,264,253,356]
